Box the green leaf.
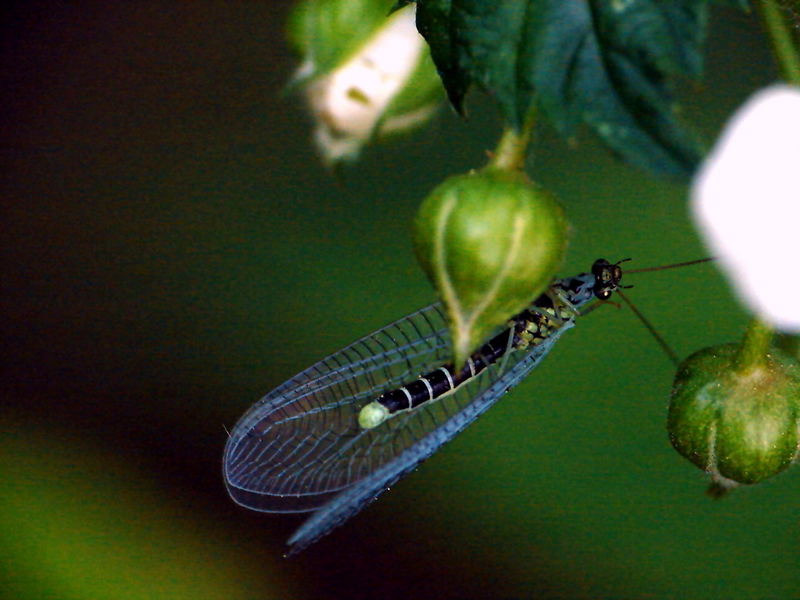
[415,0,472,114]
[413,0,710,177]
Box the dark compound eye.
[592,259,610,278]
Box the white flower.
[304,5,436,164]
[692,85,800,332]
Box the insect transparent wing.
[223,303,451,512]
[223,302,571,515]
[285,322,573,554]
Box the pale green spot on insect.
[358,401,389,429]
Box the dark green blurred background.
[2,3,797,599]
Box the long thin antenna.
[627,257,715,274]
[617,289,680,367]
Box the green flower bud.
[668,343,800,488]
[287,0,442,165]
[413,169,567,367]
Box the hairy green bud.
[668,343,800,489]
[413,169,567,367]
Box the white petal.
[307,5,425,163]
[692,85,800,332]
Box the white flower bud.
[291,3,441,164]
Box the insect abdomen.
[360,310,557,429]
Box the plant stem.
[488,107,537,172]
[734,317,774,374]
[757,0,800,85]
